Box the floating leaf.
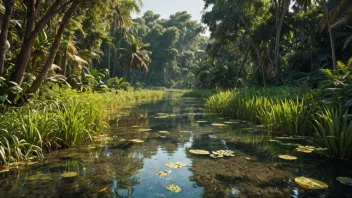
[158,131,169,135]
[166,184,181,193]
[296,146,315,153]
[189,149,210,155]
[278,155,297,160]
[61,172,78,178]
[336,177,352,186]
[254,125,266,128]
[131,139,144,143]
[165,162,186,168]
[210,152,224,158]
[27,173,53,181]
[294,177,328,190]
[156,170,172,176]
[138,128,152,132]
[211,123,227,127]
[92,135,112,141]
[213,150,234,157]
[224,121,239,124]
[155,116,168,119]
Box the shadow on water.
[0,91,352,197]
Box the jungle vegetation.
[0,0,351,163]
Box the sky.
[132,0,206,23]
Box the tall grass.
[206,86,352,159]
[182,89,216,98]
[205,87,316,135]
[314,108,352,160]
[0,86,164,165]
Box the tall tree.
[9,0,69,85]
[0,0,15,76]
[27,0,83,93]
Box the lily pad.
[61,172,78,178]
[296,146,315,153]
[213,150,235,157]
[166,184,181,193]
[294,177,328,190]
[155,115,168,119]
[131,139,144,143]
[278,155,297,160]
[92,135,112,142]
[158,131,169,135]
[224,121,239,124]
[336,177,352,186]
[165,162,186,168]
[211,123,227,127]
[138,128,152,132]
[189,149,210,155]
[156,170,172,176]
[27,173,53,181]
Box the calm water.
[0,92,352,197]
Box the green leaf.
[344,99,352,108]
[0,95,6,103]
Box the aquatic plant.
[165,162,186,168]
[205,87,317,135]
[294,177,328,190]
[336,177,352,186]
[166,184,181,193]
[314,108,352,160]
[0,86,164,165]
[182,89,215,98]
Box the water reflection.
[0,93,351,197]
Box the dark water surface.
[0,92,352,197]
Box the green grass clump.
[0,86,164,165]
[182,89,216,98]
[314,108,352,160]
[205,87,316,135]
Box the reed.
[0,86,164,165]
[314,108,352,160]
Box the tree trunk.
[239,16,266,86]
[0,0,15,76]
[274,0,290,80]
[235,49,249,88]
[9,0,68,85]
[61,45,68,76]
[108,45,111,77]
[323,0,337,70]
[61,34,71,76]
[27,1,81,94]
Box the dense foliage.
[0,0,352,162]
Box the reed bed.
[205,87,352,160]
[0,86,164,165]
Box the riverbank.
[204,87,352,160]
[0,86,164,166]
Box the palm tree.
[118,34,151,83]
